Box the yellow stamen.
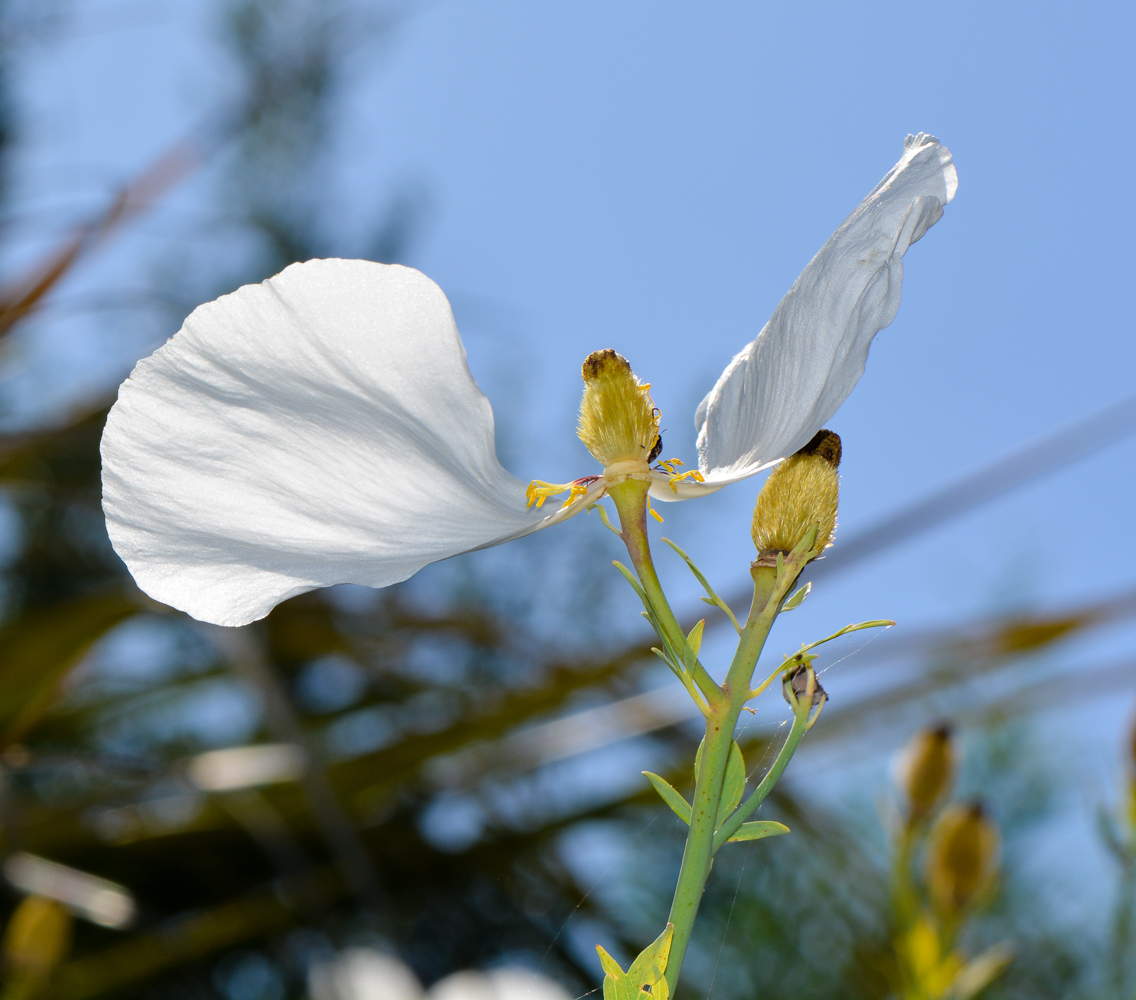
[526,477,599,509]
[648,500,664,523]
[657,457,684,474]
[667,469,705,494]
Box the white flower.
[101,133,956,627]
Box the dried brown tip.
[797,429,842,468]
[581,348,632,382]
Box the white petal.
[102,259,548,627]
[696,133,957,482]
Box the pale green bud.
[897,724,955,823]
[751,430,840,560]
[926,803,999,916]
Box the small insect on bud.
[782,663,827,710]
[751,430,841,562]
[576,349,661,469]
[896,724,955,824]
[2,894,72,982]
[926,803,999,917]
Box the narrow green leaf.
[612,560,648,603]
[660,537,741,633]
[726,820,790,843]
[782,581,811,612]
[793,618,896,658]
[643,771,691,824]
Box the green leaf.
[595,924,673,1000]
[660,537,742,634]
[612,560,648,604]
[717,741,746,824]
[782,581,811,612]
[793,619,896,658]
[643,772,691,824]
[627,923,673,995]
[726,820,790,843]
[681,619,704,673]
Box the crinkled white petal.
[102,259,548,627]
[696,133,957,484]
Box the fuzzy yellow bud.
[897,724,955,823]
[577,350,660,469]
[926,803,999,916]
[751,430,841,560]
[2,895,71,983]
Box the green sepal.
[782,581,811,612]
[643,771,691,824]
[595,924,674,1000]
[726,820,790,843]
[693,739,746,827]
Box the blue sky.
[9,0,1136,926]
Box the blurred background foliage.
[0,2,1131,999]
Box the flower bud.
[926,803,998,916]
[897,724,955,823]
[782,663,827,709]
[2,894,71,982]
[751,430,840,560]
[577,350,660,469]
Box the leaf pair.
[596,924,673,1000]
[643,740,789,846]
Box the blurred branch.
[0,133,208,340]
[205,625,383,907]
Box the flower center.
[576,349,660,469]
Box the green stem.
[665,700,739,990]
[662,554,808,992]
[608,481,723,709]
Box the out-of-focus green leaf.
[0,590,138,747]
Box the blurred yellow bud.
[897,724,955,823]
[2,894,72,982]
[577,349,660,469]
[927,803,999,916]
[751,430,840,560]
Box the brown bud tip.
[581,348,632,383]
[796,429,842,468]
